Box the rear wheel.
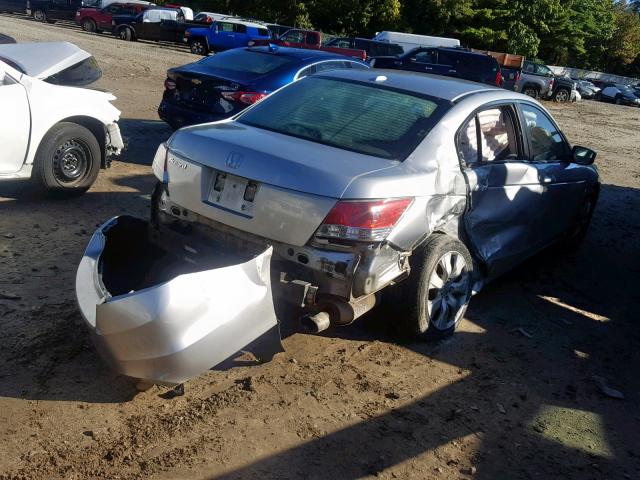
[523,86,539,98]
[554,87,570,103]
[395,235,473,340]
[117,27,132,41]
[189,38,208,55]
[615,96,622,105]
[33,122,101,196]
[81,18,96,32]
[32,9,46,22]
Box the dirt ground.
[1,14,639,480]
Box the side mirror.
[572,145,597,165]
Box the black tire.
[117,27,132,41]
[615,96,622,105]
[81,18,96,32]
[522,86,539,98]
[32,122,101,196]
[394,235,474,340]
[553,87,571,103]
[32,8,46,22]
[189,38,208,55]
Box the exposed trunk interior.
[98,216,253,297]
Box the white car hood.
[0,41,93,80]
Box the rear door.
[231,23,248,47]
[434,50,459,78]
[215,21,235,49]
[0,66,30,174]
[402,48,438,73]
[459,103,550,277]
[517,102,587,241]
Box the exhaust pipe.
[300,293,377,333]
[300,311,331,333]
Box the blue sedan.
[158,46,370,129]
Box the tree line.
[186,0,640,77]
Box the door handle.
[424,67,433,71]
[542,175,556,184]
[448,69,457,73]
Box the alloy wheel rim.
[192,41,203,54]
[427,251,470,330]
[524,88,536,97]
[52,139,91,184]
[557,90,569,102]
[34,10,44,21]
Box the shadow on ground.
[204,182,640,479]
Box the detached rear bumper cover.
[76,216,282,385]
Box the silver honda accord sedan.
[150,69,599,332]
[77,70,599,384]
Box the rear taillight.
[316,198,413,242]
[164,78,176,90]
[549,78,555,91]
[496,68,502,87]
[221,91,268,105]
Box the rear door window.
[436,51,458,68]
[458,106,520,165]
[233,23,247,34]
[238,77,448,160]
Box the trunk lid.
[170,68,250,113]
[169,121,397,198]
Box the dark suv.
[371,47,501,86]
[325,37,404,58]
[27,0,81,22]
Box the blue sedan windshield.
[238,77,448,160]
[199,49,294,75]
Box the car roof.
[246,46,365,62]
[315,69,501,101]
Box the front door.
[518,102,587,241]
[459,104,549,277]
[0,67,30,174]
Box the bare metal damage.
[75,216,283,385]
[105,122,125,156]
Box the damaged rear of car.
[77,70,599,384]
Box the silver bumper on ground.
[75,216,282,385]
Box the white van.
[373,31,460,53]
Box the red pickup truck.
[76,2,150,32]
[249,29,366,60]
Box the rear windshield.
[238,77,447,160]
[199,49,293,75]
[44,56,102,86]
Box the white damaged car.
[0,41,124,195]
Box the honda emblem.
[225,152,243,169]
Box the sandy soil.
[1,14,639,480]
